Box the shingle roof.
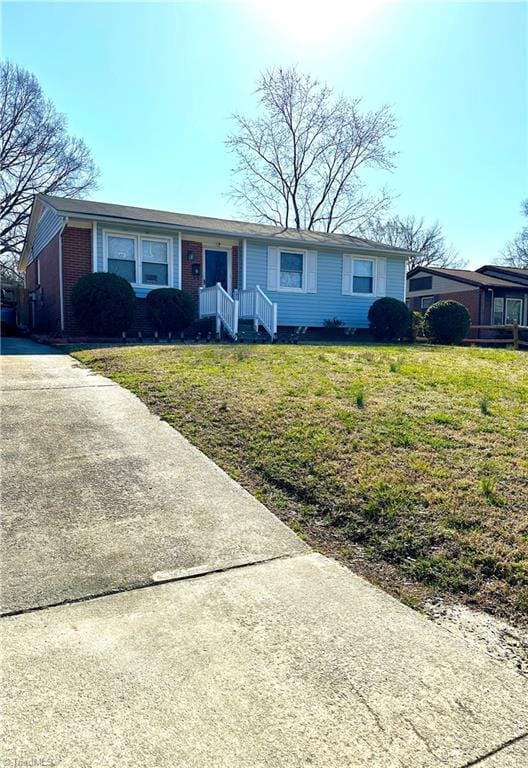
[408,266,523,289]
[476,264,528,279]
[39,194,415,257]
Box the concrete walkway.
[1,337,527,767]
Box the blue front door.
[205,250,228,291]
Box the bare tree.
[226,67,396,233]
[501,200,528,268]
[0,61,98,276]
[360,215,463,270]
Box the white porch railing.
[199,283,239,339]
[238,285,277,339]
[238,288,256,324]
[200,283,277,340]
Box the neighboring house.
[407,266,528,326]
[19,194,413,338]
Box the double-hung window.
[352,259,374,294]
[107,234,136,283]
[279,251,304,290]
[505,298,523,324]
[141,238,169,285]
[492,297,504,325]
[105,231,171,287]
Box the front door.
[204,249,228,291]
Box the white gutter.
[92,221,98,272]
[58,217,68,332]
[177,231,182,289]
[242,238,247,290]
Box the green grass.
[71,342,528,626]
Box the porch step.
[237,320,270,343]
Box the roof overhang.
[407,265,524,289]
[39,199,416,260]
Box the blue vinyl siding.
[245,240,406,327]
[96,222,180,297]
[31,207,63,262]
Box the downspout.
[92,221,98,272]
[177,232,182,289]
[242,238,247,290]
[58,217,68,333]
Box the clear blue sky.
[2,1,526,267]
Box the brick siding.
[181,240,203,307]
[410,289,482,325]
[62,226,92,334]
[26,234,61,333]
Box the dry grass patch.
[71,343,528,626]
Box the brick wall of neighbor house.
[27,234,61,332]
[440,288,481,324]
[62,226,92,334]
[410,288,482,324]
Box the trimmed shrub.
[321,317,346,339]
[409,310,424,341]
[424,300,470,345]
[71,272,136,336]
[368,297,411,341]
[145,288,195,333]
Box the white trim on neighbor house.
[203,248,232,294]
[505,297,523,324]
[420,295,435,311]
[492,295,504,325]
[102,229,173,290]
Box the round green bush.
[368,297,410,341]
[424,300,470,345]
[409,310,424,342]
[145,288,195,333]
[71,272,136,336]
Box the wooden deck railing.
[417,320,527,349]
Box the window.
[409,276,432,292]
[141,238,168,285]
[279,251,304,290]
[492,297,504,325]
[107,235,136,282]
[105,231,171,287]
[505,298,523,324]
[352,259,374,294]
[421,296,435,311]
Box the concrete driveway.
[1,337,527,767]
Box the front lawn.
[72,343,528,626]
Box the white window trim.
[203,248,232,294]
[421,295,435,310]
[505,297,523,323]
[277,248,307,293]
[350,256,376,297]
[103,229,173,290]
[492,296,504,325]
